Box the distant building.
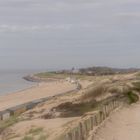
[66,77,78,84]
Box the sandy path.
[94,102,140,140]
[10,117,79,138]
[0,81,76,111]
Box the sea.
[0,69,39,95]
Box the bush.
[126,91,139,104]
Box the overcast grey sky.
[0,0,140,70]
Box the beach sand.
[0,80,76,111]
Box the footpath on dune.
[94,102,140,140]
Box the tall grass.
[81,84,108,101]
[132,82,140,91]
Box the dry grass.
[0,116,20,134]
[52,101,97,117]
[81,84,108,101]
[132,81,140,91]
[28,127,43,135]
[38,134,47,140]
[108,86,122,94]
[22,127,46,140]
[22,136,34,140]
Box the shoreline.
[0,75,38,96]
[0,83,38,97]
[0,79,77,112]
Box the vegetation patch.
[35,71,89,80]
[82,85,108,101]
[22,136,34,140]
[53,101,98,117]
[0,116,20,134]
[36,72,72,79]
[22,134,47,140]
[6,134,20,140]
[28,127,43,135]
[132,82,140,91]
[38,134,47,140]
[125,91,139,104]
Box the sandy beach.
[0,80,76,111]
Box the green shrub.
[126,91,139,104]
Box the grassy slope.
[35,72,93,80]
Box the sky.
[0,0,140,70]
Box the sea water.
[0,69,38,95]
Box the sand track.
[94,102,140,140]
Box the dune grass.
[22,136,34,140]
[54,101,98,117]
[38,134,47,140]
[0,116,20,133]
[81,84,108,101]
[132,81,140,91]
[22,134,47,140]
[28,127,43,135]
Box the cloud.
[0,24,70,32]
[0,23,97,32]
